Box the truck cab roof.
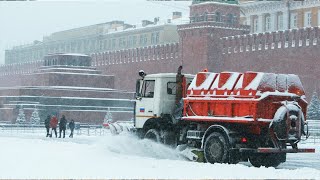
[144,73,195,79]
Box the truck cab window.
[167,82,176,95]
[142,80,155,98]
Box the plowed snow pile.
[97,133,182,160]
[0,132,319,179]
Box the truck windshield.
[141,80,155,98]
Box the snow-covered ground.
[0,130,319,179]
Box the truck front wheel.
[144,129,161,142]
[204,132,229,164]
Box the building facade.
[240,0,320,33]
[5,13,186,64]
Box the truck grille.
[187,130,204,140]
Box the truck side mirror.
[167,88,172,95]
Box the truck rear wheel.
[144,129,161,142]
[204,132,229,164]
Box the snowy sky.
[0,0,191,64]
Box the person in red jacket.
[49,115,58,138]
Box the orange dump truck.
[125,69,315,167]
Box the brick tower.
[177,2,250,74]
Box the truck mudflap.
[239,147,315,153]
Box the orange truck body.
[183,70,307,135]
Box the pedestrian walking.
[45,115,51,137]
[69,119,75,138]
[59,115,67,138]
[50,115,58,138]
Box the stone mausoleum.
[0,53,134,124]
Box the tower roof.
[192,0,239,5]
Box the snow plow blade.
[108,121,134,135]
[176,145,204,162]
[240,148,315,153]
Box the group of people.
[44,115,75,138]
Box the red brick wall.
[0,26,319,101]
[92,43,182,91]
[190,2,241,26]
[221,27,320,98]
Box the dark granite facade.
[0,54,134,124]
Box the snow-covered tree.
[16,106,26,124]
[307,91,320,120]
[30,107,41,125]
[103,107,113,124]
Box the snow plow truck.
[114,67,315,167]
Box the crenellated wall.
[221,27,320,55]
[91,43,179,66]
[1,29,320,99]
[220,27,320,98]
[91,43,182,90]
[0,60,43,76]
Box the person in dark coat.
[68,119,75,138]
[50,115,58,138]
[44,115,51,137]
[59,115,67,138]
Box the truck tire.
[204,132,229,164]
[272,104,304,140]
[249,153,285,168]
[163,131,177,147]
[144,129,161,142]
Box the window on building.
[215,12,221,22]
[190,16,195,23]
[144,34,148,45]
[304,11,312,27]
[128,36,132,47]
[108,39,112,49]
[277,13,283,30]
[112,39,116,49]
[104,40,107,50]
[265,15,271,31]
[291,13,297,28]
[253,18,258,32]
[151,33,155,44]
[140,34,148,46]
[194,14,199,22]
[155,32,159,44]
[132,36,137,46]
[140,35,143,45]
[318,9,320,25]
[99,40,103,50]
[151,32,160,44]
[227,14,234,24]
[204,12,208,21]
[119,37,127,48]
[199,15,205,22]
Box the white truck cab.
[135,73,194,129]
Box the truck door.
[135,80,155,128]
